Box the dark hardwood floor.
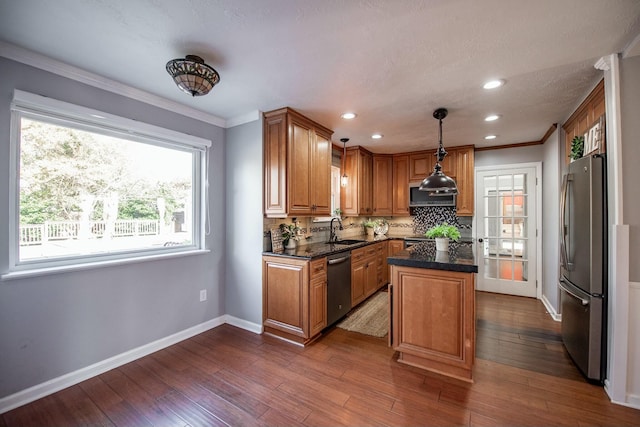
[3,291,640,426]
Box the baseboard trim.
[0,315,233,414]
[541,294,561,322]
[224,315,263,334]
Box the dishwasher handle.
[328,254,351,265]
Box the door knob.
[478,238,483,243]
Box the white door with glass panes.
[475,166,538,297]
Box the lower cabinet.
[262,256,327,345]
[390,265,475,381]
[351,242,387,307]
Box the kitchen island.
[388,241,478,382]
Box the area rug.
[337,291,389,337]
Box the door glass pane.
[499,259,513,280]
[484,258,498,279]
[513,239,526,257]
[484,238,499,256]
[485,217,500,238]
[484,175,497,193]
[513,260,528,282]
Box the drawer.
[351,246,367,263]
[310,257,327,280]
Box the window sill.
[0,249,210,282]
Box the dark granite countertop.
[262,235,401,259]
[387,241,478,273]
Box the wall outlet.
[199,289,207,302]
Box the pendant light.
[419,108,458,195]
[340,138,349,187]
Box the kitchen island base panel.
[397,351,473,382]
[391,265,475,381]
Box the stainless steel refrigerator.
[559,154,607,383]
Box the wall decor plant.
[569,135,584,161]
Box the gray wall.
[225,119,263,325]
[474,144,544,168]
[0,57,226,398]
[620,54,640,282]
[542,129,562,312]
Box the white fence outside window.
[19,220,160,246]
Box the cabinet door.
[351,260,366,307]
[309,276,327,337]
[373,155,393,216]
[388,240,405,256]
[364,257,379,298]
[263,113,287,216]
[341,148,359,216]
[359,150,373,215]
[455,146,474,216]
[312,129,332,215]
[392,155,410,216]
[409,151,434,182]
[376,241,389,287]
[288,116,314,215]
[262,256,309,338]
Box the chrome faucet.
[330,217,343,242]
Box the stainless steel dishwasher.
[326,251,352,326]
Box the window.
[7,90,210,274]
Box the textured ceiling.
[1,0,639,153]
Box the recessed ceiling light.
[341,112,357,120]
[484,114,500,122]
[371,133,383,139]
[483,79,505,89]
[485,135,497,140]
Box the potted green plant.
[569,135,584,161]
[425,223,460,251]
[363,219,376,237]
[280,223,301,249]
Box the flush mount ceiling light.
[483,79,505,89]
[341,112,357,119]
[166,55,220,97]
[484,114,500,122]
[371,133,383,139]
[419,108,458,195]
[340,138,349,187]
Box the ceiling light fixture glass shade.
[419,108,458,195]
[166,55,220,97]
[340,138,349,187]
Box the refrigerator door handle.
[559,279,589,306]
[560,173,573,270]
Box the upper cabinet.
[372,155,393,216]
[392,155,410,216]
[341,147,373,216]
[263,107,333,217]
[454,146,474,216]
[562,79,605,164]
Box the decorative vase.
[285,239,297,249]
[366,227,375,237]
[435,237,449,251]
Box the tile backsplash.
[262,208,473,251]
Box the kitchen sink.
[328,239,366,246]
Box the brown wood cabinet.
[392,154,410,216]
[372,155,393,216]
[390,265,475,381]
[263,107,333,217]
[262,255,327,345]
[454,146,474,216]
[341,147,373,216]
[409,150,455,182]
[351,242,387,307]
[563,79,605,164]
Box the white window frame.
[2,90,211,279]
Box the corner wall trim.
[0,316,227,414]
[541,294,561,322]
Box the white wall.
[224,118,264,329]
[0,57,226,401]
[541,129,562,315]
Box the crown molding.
[0,41,227,128]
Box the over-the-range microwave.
[408,182,456,207]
